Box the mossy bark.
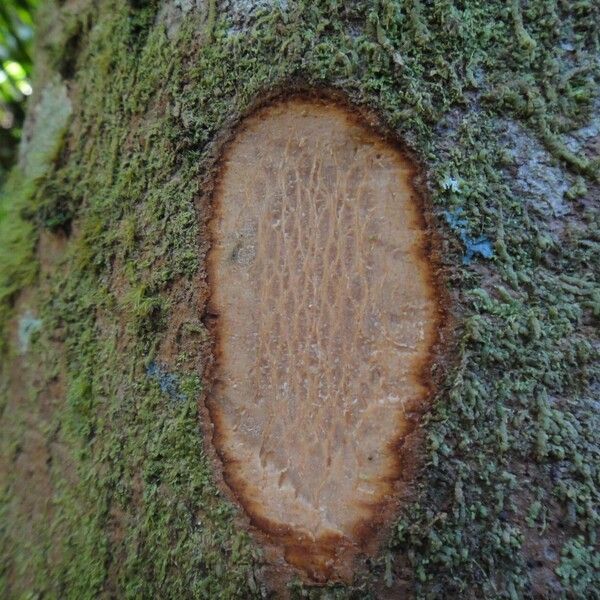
[0,1,598,598]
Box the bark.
[0,0,598,598]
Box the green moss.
[0,171,38,352]
[1,0,599,597]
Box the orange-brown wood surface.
[207,99,441,581]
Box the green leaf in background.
[0,0,38,185]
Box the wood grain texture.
[207,99,441,581]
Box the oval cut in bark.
[206,98,441,582]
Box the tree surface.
[0,1,599,598]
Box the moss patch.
[1,0,599,597]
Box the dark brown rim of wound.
[196,85,456,585]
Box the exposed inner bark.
[206,98,441,581]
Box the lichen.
[17,310,42,354]
[19,76,72,182]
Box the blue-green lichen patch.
[146,360,186,403]
[0,0,599,597]
[17,310,42,353]
[19,77,72,182]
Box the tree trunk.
[1,1,598,598]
